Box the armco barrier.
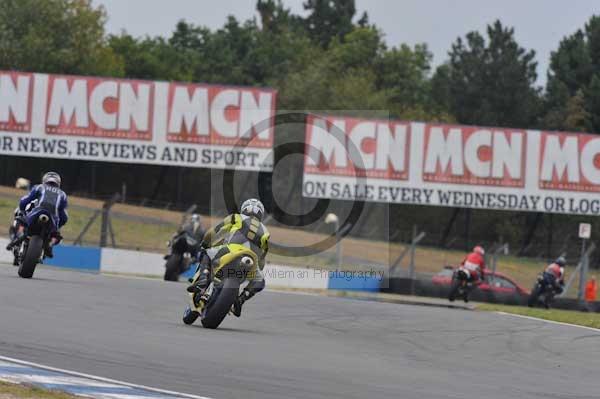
[263,264,329,290]
[327,273,382,292]
[0,239,101,271]
[0,241,376,292]
[100,247,164,276]
[44,245,101,271]
[99,247,331,290]
[0,238,14,264]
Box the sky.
[95,0,600,87]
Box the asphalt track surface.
[1,264,599,399]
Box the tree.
[303,0,356,47]
[544,15,600,132]
[0,0,123,76]
[329,27,384,70]
[256,0,304,34]
[564,89,590,132]
[433,20,540,127]
[376,43,434,116]
[544,30,592,128]
[584,74,600,131]
[109,34,194,81]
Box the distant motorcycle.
[164,232,199,281]
[528,273,562,309]
[448,266,477,302]
[183,244,258,329]
[17,212,52,279]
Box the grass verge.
[0,381,76,399]
[478,303,600,329]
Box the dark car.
[432,266,529,305]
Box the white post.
[325,213,341,269]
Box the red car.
[432,266,529,303]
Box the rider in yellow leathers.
[187,198,269,317]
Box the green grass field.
[0,197,177,252]
[0,381,76,399]
[478,303,600,329]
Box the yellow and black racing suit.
[189,213,270,304]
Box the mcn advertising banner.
[303,115,600,216]
[0,71,276,171]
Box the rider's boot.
[231,290,252,317]
[44,240,55,259]
[186,267,210,293]
[6,234,24,251]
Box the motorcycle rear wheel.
[201,278,240,329]
[18,236,43,279]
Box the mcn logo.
[304,115,410,180]
[0,72,33,133]
[45,75,154,140]
[422,124,525,187]
[539,132,600,192]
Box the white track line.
[0,355,214,399]
[495,311,600,333]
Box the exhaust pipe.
[39,214,49,223]
[240,256,254,268]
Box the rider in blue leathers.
[6,172,68,258]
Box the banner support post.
[577,223,592,301]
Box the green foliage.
[0,0,455,122]
[432,20,540,127]
[0,0,123,76]
[11,0,592,131]
[544,15,600,133]
[109,34,193,81]
[565,89,591,132]
[257,0,304,34]
[303,0,357,48]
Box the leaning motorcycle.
[164,232,198,281]
[183,244,258,329]
[448,266,476,302]
[17,212,52,279]
[528,273,560,308]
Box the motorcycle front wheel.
[164,253,183,281]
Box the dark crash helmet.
[554,256,566,267]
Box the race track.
[0,264,599,399]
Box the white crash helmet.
[240,198,265,221]
[42,171,61,187]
